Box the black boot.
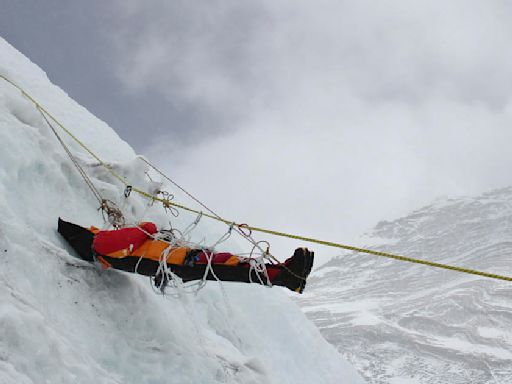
[276,248,314,293]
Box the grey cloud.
[104,1,273,126]
[105,0,512,117]
[0,0,225,150]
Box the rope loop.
[236,223,252,237]
[98,199,125,228]
[212,225,233,248]
[193,211,203,225]
[159,190,179,217]
[181,214,203,240]
[159,190,175,201]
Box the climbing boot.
[278,247,314,293]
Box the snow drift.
[0,37,364,384]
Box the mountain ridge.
[298,186,512,384]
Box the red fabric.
[196,252,233,264]
[93,222,158,255]
[196,251,281,281]
[263,265,280,281]
[139,222,158,235]
[238,262,281,281]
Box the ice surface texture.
[0,37,364,384]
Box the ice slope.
[0,37,364,384]
[298,189,512,383]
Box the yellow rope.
[0,74,127,185]
[244,226,512,281]
[2,74,511,283]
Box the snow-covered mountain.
[298,188,512,383]
[0,37,364,384]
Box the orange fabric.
[103,248,130,258]
[224,256,241,266]
[97,255,112,269]
[87,226,241,268]
[102,239,190,265]
[89,226,100,235]
[86,226,191,267]
[164,247,189,265]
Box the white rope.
[124,189,273,299]
[153,224,238,314]
[37,104,126,229]
[246,242,273,287]
[139,157,278,263]
[138,156,281,291]
[181,211,203,239]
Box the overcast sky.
[3,1,512,265]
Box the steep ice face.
[0,37,364,384]
[298,188,512,384]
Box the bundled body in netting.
[58,218,314,293]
